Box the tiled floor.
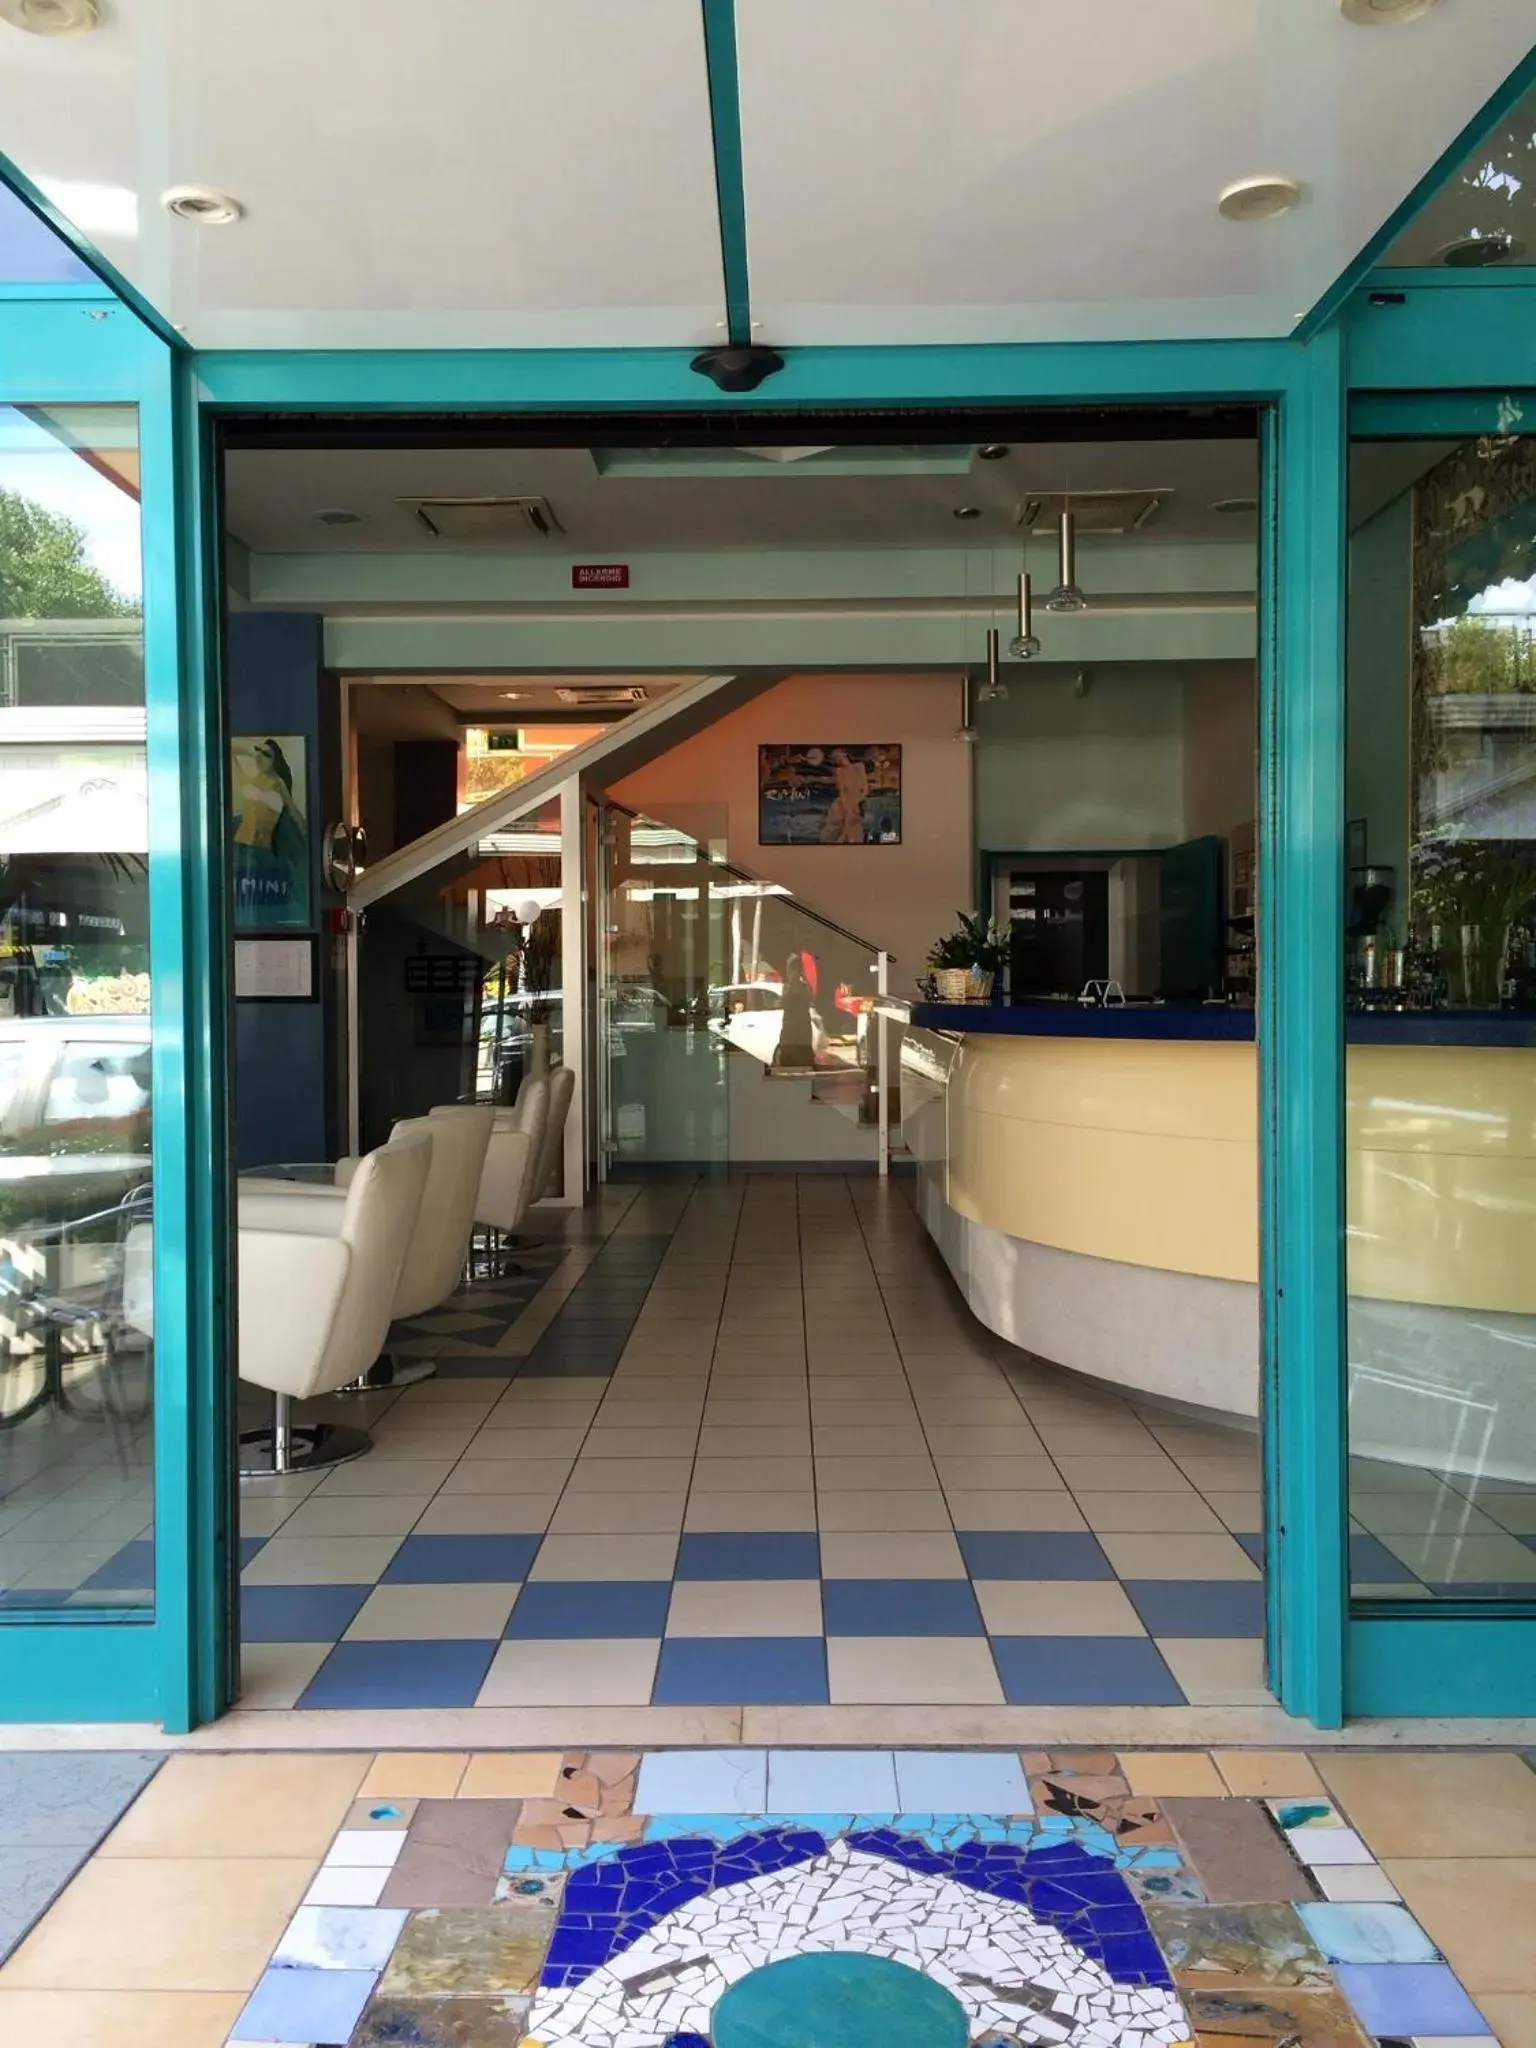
[4,1744,1535,2047]
[229,1178,1280,1712]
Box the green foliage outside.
[1425,614,1536,695]
[0,487,137,620]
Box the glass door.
[1342,399,1536,1710]
[0,222,232,1727]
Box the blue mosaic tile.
[231,1964,378,2044]
[1333,1961,1488,2038]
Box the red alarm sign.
[572,564,630,589]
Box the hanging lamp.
[1009,569,1041,658]
[1046,505,1088,613]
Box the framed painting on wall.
[758,743,902,846]
[231,734,310,929]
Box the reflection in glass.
[1382,79,1536,269]
[0,180,96,287]
[1345,428,1536,1603]
[0,403,152,1617]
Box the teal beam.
[1297,44,1536,342]
[1348,1614,1536,1717]
[700,0,752,346]
[1261,329,1348,1730]
[0,152,187,352]
[1345,280,1536,391]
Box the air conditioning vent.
[555,685,648,708]
[404,495,564,541]
[1014,490,1169,536]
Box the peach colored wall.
[609,673,971,995]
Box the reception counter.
[893,1001,1536,1479]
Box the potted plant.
[926,912,1010,1002]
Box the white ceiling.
[0,0,1530,348]
[223,438,1260,552]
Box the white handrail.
[876,950,891,1179]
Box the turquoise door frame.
[0,296,234,1731]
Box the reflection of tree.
[0,489,136,619]
[1424,615,1536,696]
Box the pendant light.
[1009,570,1041,658]
[978,627,1008,702]
[1046,505,1088,613]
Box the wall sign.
[235,935,317,1001]
[572,563,629,589]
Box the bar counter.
[887,1000,1536,1477]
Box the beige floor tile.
[546,1492,686,1535]
[815,1455,939,1491]
[359,1753,469,1798]
[827,1635,1003,1705]
[693,1457,815,1492]
[1204,1491,1265,1533]
[974,1579,1145,1636]
[666,1579,824,1637]
[563,1458,693,1496]
[458,1753,564,1799]
[1173,1454,1264,1492]
[816,1491,954,1532]
[1476,1993,1536,2047]
[368,1430,478,1462]
[1117,1750,1226,1796]
[1481,1494,1536,1535]
[0,1990,244,2047]
[813,1376,908,1402]
[463,1426,588,1462]
[236,1496,298,1538]
[1073,1491,1225,1534]
[704,1403,811,1431]
[413,1494,558,1535]
[1050,1455,1190,1493]
[440,1458,570,1498]
[1380,1530,1536,1584]
[1097,1531,1261,1580]
[273,1494,431,1539]
[578,1427,702,1460]
[696,1426,813,1458]
[933,1456,1065,1492]
[944,1492,1088,1531]
[1387,1858,1536,1993]
[236,1641,330,1710]
[1214,1751,1325,1796]
[0,1857,311,1991]
[481,1400,601,1431]
[1155,1637,1273,1705]
[478,1638,659,1706]
[1316,1752,1536,1857]
[809,1426,929,1458]
[239,1534,405,1586]
[530,1533,680,1580]
[913,1398,1028,1428]
[497,1376,610,1403]
[1034,1424,1166,1457]
[684,1492,819,1533]
[345,1581,519,1640]
[315,1457,459,1497]
[924,1426,1047,1459]
[819,1531,967,1578]
[99,1754,367,1858]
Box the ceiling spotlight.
[1009,572,1041,659]
[499,691,525,702]
[952,505,982,521]
[161,184,243,226]
[977,444,1010,461]
[1218,176,1303,223]
[313,508,364,527]
[1045,508,1088,614]
[1439,231,1523,269]
[0,0,100,34]
[1340,0,1440,22]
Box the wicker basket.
[934,967,993,1002]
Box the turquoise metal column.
[1261,325,1348,1728]
[140,346,237,1733]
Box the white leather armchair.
[531,1063,576,1203]
[234,1125,432,1474]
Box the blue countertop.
[905,1002,1536,1047]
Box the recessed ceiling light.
[1438,230,1523,268]
[161,184,243,226]
[313,508,364,527]
[0,0,99,36]
[500,691,525,702]
[977,445,1010,461]
[952,505,982,521]
[1218,177,1303,223]
[1340,0,1440,23]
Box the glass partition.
[1345,422,1536,1604]
[598,802,891,1173]
[0,402,153,1616]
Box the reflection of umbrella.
[0,769,147,855]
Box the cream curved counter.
[895,1001,1536,1482]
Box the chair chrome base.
[239,1395,371,1477]
[332,1353,438,1395]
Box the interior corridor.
[234,1178,1276,1714]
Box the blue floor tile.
[822,1578,984,1636]
[506,1580,671,1639]
[1122,1579,1266,1637]
[517,1356,619,1379]
[241,1582,373,1643]
[1236,1532,1266,1565]
[634,1749,769,1813]
[1349,1534,1418,1583]
[1333,1962,1487,2039]
[766,1749,899,1811]
[433,1357,520,1379]
[232,1964,379,2045]
[676,1533,821,1581]
[381,1534,542,1583]
[891,1750,1034,1813]
[992,1635,1187,1705]
[653,1637,829,1705]
[78,1539,155,1594]
[955,1531,1114,1581]
[296,1639,497,1709]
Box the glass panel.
[1382,80,1536,270]
[600,803,891,1173]
[1345,425,1536,1603]
[0,401,152,1618]
[0,181,96,287]
[355,795,565,1151]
